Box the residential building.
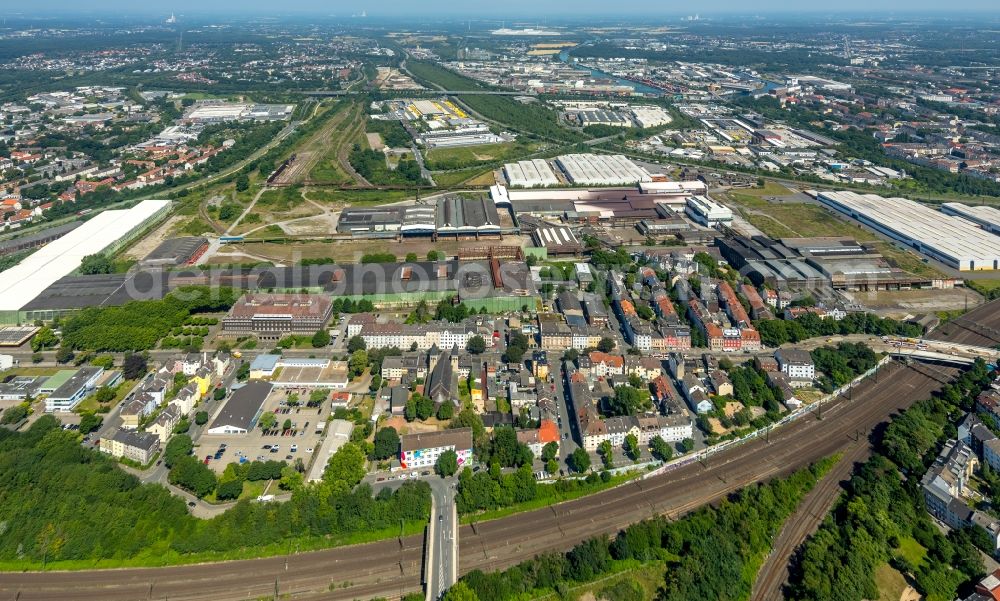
[399,428,473,470]
[147,404,181,444]
[100,429,160,465]
[775,348,816,385]
[516,420,560,457]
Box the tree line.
[0,418,431,566]
[450,457,835,601]
[787,359,995,601]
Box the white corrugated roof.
[0,199,170,311]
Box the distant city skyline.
[9,0,1000,17]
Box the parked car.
[290,444,298,453]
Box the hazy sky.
[11,0,1000,17]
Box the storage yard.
[816,191,1000,271]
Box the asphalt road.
[0,361,952,601]
[426,480,458,601]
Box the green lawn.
[874,562,908,601]
[303,187,413,205]
[894,536,927,569]
[425,141,538,171]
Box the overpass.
[882,336,999,364]
[889,348,979,367]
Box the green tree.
[168,456,217,498]
[623,433,640,460]
[213,387,226,401]
[541,441,559,463]
[323,442,366,492]
[163,434,193,468]
[78,413,102,435]
[437,402,455,421]
[442,581,479,601]
[194,411,209,426]
[55,346,75,364]
[349,349,368,378]
[373,427,400,460]
[235,174,250,192]
[680,438,694,453]
[467,335,486,355]
[436,449,459,477]
[597,337,616,353]
[0,405,28,425]
[347,335,366,353]
[258,412,277,431]
[78,254,113,275]
[122,353,148,380]
[94,386,116,403]
[504,331,529,364]
[650,436,673,462]
[568,448,591,473]
[311,329,331,348]
[598,440,614,469]
[31,327,58,352]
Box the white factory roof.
[941,203,1000,234]
[0,199,170,311]
[555,154,652,186]
[818,191,1000,271]
[307,419,354,482]
[504,159,559,188]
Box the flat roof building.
[307,419,354,482]
[818,191,1000,271]
[556,154,652,186]
[45,367,104,413]
[223,293,333,338]
[399,427,473,470]
[685,196,733,227]
[941,203,1000,236]
[0,199,171,320]
[504,159,560,188]
[207,381,272,435]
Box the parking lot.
[195,387,331,474]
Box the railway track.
[0,363,951,601]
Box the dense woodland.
[755,311,923,348]
[0,419,430,566]
[453,458,835,601]
[59,287,240,352]
[787,359,995,601]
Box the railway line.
[0,362,952,601]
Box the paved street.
[426,479,458,601]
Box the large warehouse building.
[941,203,1000,236]
[0,199,171,324]
[555,154,653,186]
[504,159,560,188]
[817,191,1000,271]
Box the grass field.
[875,562,908,601]
[431,168,495,188]
[726,191,946,279]
[303,187,413,205]
[894,536,927,569]
[529,561,665,601]
[425,140,539,171]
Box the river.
[558,49,663,96]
